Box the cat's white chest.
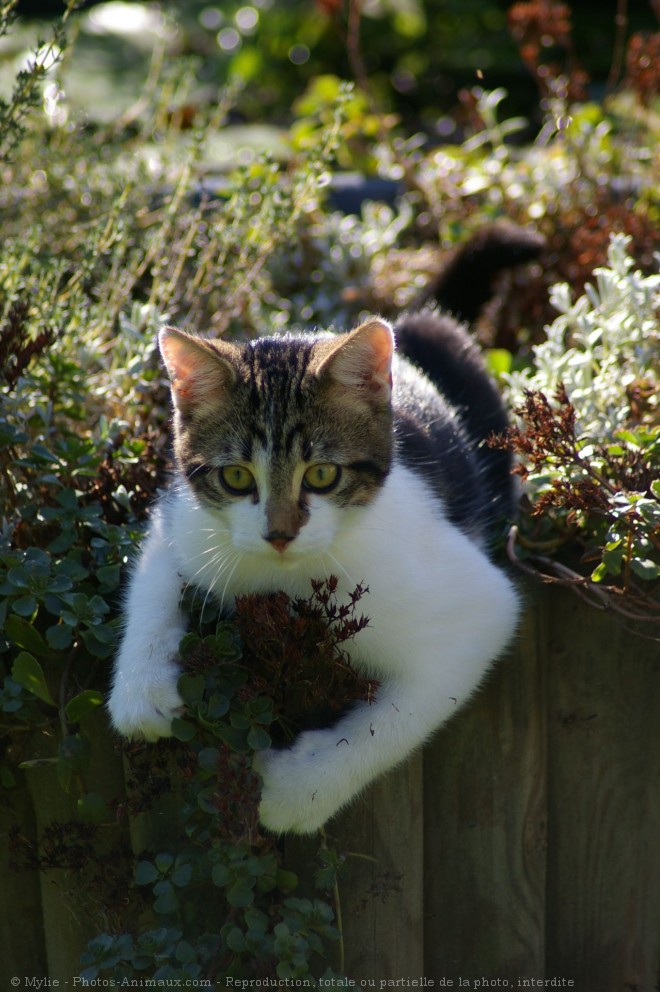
[169,464,518,698]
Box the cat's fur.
[108,304,520,834]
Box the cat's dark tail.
[412,219,545,322]
[393,221,543,530]
[394,310,514,521]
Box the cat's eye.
[219,465,256,495]
[302,463,341,493]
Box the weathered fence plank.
[24,759,94,979]
[21,719,128,980]
[0,781,47,983]
[336,752,425,984]
[422,592,548,982]
[545,587,660,991]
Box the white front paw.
[108,657,184,742]
[254,733,346,835]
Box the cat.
[108,227,536,835]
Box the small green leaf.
[227,878,255,909]
[171,862,193,888]
[153,880,178,914]
[154,853,175,874]
[66,689,104,723]
[171,717,197,742]
[135,861,159,885]
[46,624,73,651]
[12,652,56,706]
[211,864,231,887]
[197,747,220,772]
[485,348,513,378]
[175,939,196,964]
[77,792,109,824]
[602,543,624,576]
[1,767,16,788]
[177,674,205,705]
[247,725,271,751]
[12,595,38,617]
[178,632,201,659]
[218,726,249,753]
[629,558,660,581]
[225,927,246,952]
[276,869,299,894]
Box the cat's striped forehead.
[238,336,323,457]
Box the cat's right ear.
[158,327,236,414]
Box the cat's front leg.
[108,511,186,741]
[254,677,448,835]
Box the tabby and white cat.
[108,307,520,835]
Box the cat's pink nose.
[265,531,294,554]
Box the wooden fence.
[2,585,660,990]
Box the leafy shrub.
[493,234,659,623]
[77,580,373,982]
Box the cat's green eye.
[302,463,341,493]
[219,465,256,495]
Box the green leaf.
[485,348,513,378]
[12,594,38,617]
[5,615,50,657]
[197,747,220,772]
[65,689,104,723]
[12,652,56,706]
[80,627,116,659]
[211,864,231,887]
[46,622,73,651]
[154,853,175,874]
[247,725,271,751]
[602,543,624,576]
[171,717,197,742]
[175,939,196,964]
[629,558,660,581]
[227,878,255,909]
[276,869,299,894]
[177,674,205,705]
[95,565,120,589]
[218,726,250,753]
[1,767,16,788]
[225,927,246,952]
[135,861,159,886]
[77,792,110,824]
[152,880,178,915]
[171,862,192,888]
[178,632,201,659]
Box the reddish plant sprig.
[507,0,589,101]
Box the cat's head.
[159,320,394,560]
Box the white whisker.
[321,550,356,587]
[219,553,243,614]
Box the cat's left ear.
[317,318,394,405]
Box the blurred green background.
[9,0,659,134]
